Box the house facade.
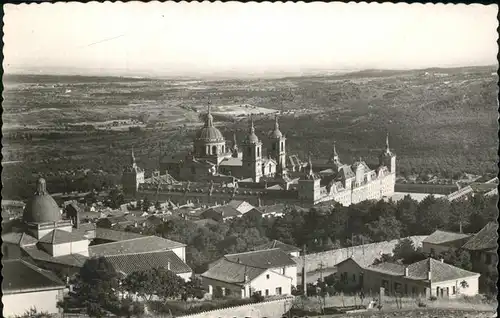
[201,248,297,299]
[2,259,66,317]
[422,230,472,256]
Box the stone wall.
[293,236,428,273]
[175,297,294,318]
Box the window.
[382,280,389,290]
[265,289,269,296]
[212,145,217,154]
[276,287,282,295]
[257,147,260,157]
[266,274,270,279]
[452,286,456,295]
[352,274,356,282]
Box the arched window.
[257,147,260,157]
[212,145,217,154]
[206,146,210,155]
[281,141,284,150]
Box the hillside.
[2,66,498,200]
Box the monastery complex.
[123,105,396,207]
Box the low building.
[422,230,472,255]
[201,248,297,299]
[462,222,498,274]
[360,258,480,298]
[335,255,375,291]
[2,259,66,317]
[254,240,301,257]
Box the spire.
[385,132,390,152]
[131,147,137,168]
[307,154,313,174]
[36,178,47,195]
[333,141,338,157]
[205,100,214,127]
[249,114,255,134]
[274,113,280,131]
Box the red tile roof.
[103,251,191,276]
[462,222,498,251]
[2,259,65,294]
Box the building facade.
[126,105,396,207]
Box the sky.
[3,2,499,77]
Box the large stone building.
[124,105,396,207]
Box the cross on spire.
[250,113,255,134]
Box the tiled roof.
[254,240,300,253]
[95,228,145,242]
[89,236,185,257]
[203,206,241,218]
[224,248,297,269]
[366,258,479,283]
[339,255,375,269]
[103,251,191,276]
[2,232,38,246]
[339,165,355,179]
[462,222,499,251]
[38,229,87,244]
[227,200,245,210]
[201,258,265,286]
[22,246,88,267]
[2,259,65,294]
[423,230,472,245]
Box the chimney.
[440,258,444,263]
[167,262,171,270]
[404,267,409,277]
[74,206,80,229]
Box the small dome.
[270,128,283,139]
[23,178,61,224]
[246,132,259,144]
[196,126,225,142]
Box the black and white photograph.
[1,2,498,318]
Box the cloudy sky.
[3,2,498,77]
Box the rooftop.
[38,229,87,244]
[423,230,472,245]
[462,222,498,251]
[2,259,66,294]
[201,258,266,286]
[95,228,145,242]
[22,246,88,267]
[366,258,479,283]
[2,232,38,247]
[89,235,185,257]
[254,240,300,254]
[103,250,191,276]
[224,248,297,269]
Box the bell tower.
[242,115,263,182]
[270,114,287,176]
[379,133,396,173]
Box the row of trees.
[123,194,497,274]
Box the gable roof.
[201,258,265,286]
[224,248,297,269]
[103,251,191,276]
[2,259,65,294]
[254,240,300,254]
[38,229,87,244]
[337,255,376,269]
[89,235,185,257]
[423,230,472,245]
[462,222,498,251]
[219,157,243,167]
[203,205,241,219]
[366,258,479,283]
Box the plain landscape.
[2,65,498,200]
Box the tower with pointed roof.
[327,141,341,166]
[298,155,321,203]
[269,114,287,176]
[242,115,263,182]
[122,148,145,197]
[231,133,239,158]
[193,102,228,164]
[379,133,396,173]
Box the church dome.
[270,114,283,139]
[246,132,260,144]
[23,178,61,224]
[195,126,225,142]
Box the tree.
[154,200,162,211]
[436,249,472,271]
[107,188,124,209]
[142,196,151,212]
[155,267,186,300]
[122,269,158,302]
[392,238,427,265]
[76,257,121,317]
[366,216,402,242]
[183,277,205,300]
[118,296,145,318]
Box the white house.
[2,259,66,317]
[201,248,297,299]
[360,258,480,298]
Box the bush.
[429,296,437,301]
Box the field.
[2,66,498,200]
